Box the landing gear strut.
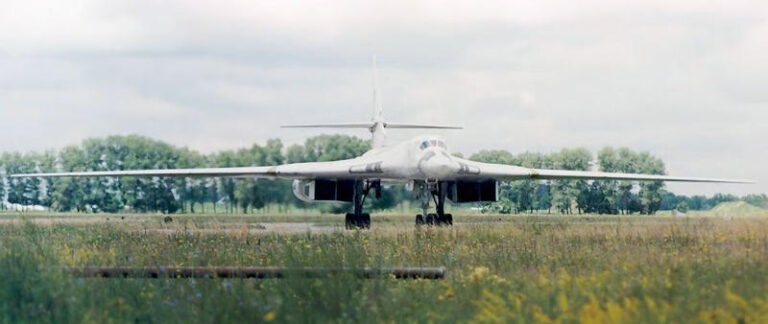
[345,180,379,230]
[415,181,453,227]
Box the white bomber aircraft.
[12,60,753,228]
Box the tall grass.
[0,215,766,323]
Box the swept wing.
[454,158,753,184]
[10,159,379,180]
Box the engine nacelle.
[292,179,355,203]
[447,180,498,203]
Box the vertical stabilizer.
[282,57,460,149]
[371,56,387,148]
[372,56,383,123]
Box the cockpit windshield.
[420,139,447,150]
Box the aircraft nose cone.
[419,152,458,179]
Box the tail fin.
[282,57,461,149]
[370,56,387,148]
[372,56,383,123]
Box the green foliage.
[2,152,42,207]
[710,201,764,217]
[660,192,752,212]
[0,161,4,211]
[740,194,768,209]
[301,135,371,162]
[471,147,670,215]
[596,147,667,215]
[471,150,548,214]
[469,146,684,215]
[0,134,383,214]
[551,148,592,214]
[469,149,519,165]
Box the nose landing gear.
[415,181,453,227]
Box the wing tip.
[699,178,756,184]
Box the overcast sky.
[1,0,765,195]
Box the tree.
[742,194,768,209]
[469,150,518,165]
[536,183,552,213]
[3,153,41,208]
[368,185,402,211]
[596,147,667,214]
[660,192,681,211]
[0,159,5,210]
[235,179,263,213]
[214,150,240,213]
[36,150,58,208]
[710,193,738,206]
[550,148,591,214]
[596,147,620,214]
[285,145,306,163]
[689,195,709,210]
[615,148,639,214]
[512,152,549,213]
[176,148,207,213]
[636,152,666,214]
[302,135,370,162]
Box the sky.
[0,0,766,195]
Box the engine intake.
[292,179,355,202]
[447,180,498,203]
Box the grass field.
[0,212,767,323]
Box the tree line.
[0,135,371,214]
[0,135,761,214]
[469,147,667,214]
[469,149,766,214]
[660,192,768,212]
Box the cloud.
[0,0,766,195]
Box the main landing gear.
[343,179,453,229]
[414,181,453,227]
[345,180,380,230]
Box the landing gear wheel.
[345,213,371,230]
[445,213,453,226]
[345,213,354,230]
[415,215,425,226]
[426,213,437,226]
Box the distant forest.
[0,135,764,214]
